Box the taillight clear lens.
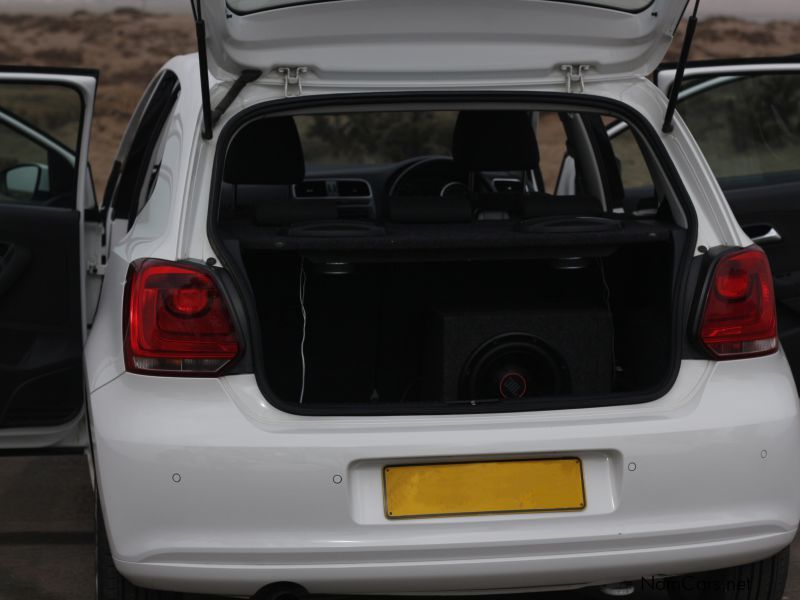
[124,259,240,375]
[699,246,778,359]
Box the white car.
[1,1,799,599]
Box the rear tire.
[667,546,790,600]
[96,495,181,600]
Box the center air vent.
[337,180,371,198]
[293,179,372,200]
[294,181,329,198]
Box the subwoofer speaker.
[425,308,614,403]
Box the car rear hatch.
[198,0,689,87]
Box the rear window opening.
[212,100,693,415]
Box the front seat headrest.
[452,111,540,172]
[224,117,305,185]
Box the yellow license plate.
[384,458,585,519]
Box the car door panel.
[0,209,84,428]
[0,69,97,447]
[725,184,800,376]
[0,241,31,298]
[656,61,800,377]
[723,181,800,276]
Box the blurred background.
[0,2,798,599]
[1,0,800,193]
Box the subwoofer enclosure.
[425,308,614,402]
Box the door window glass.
[296,111,458,166]
[107,70,179,223]
[679,73,800,187]
[0,83,82,207]
[611,127,655,190]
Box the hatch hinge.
[278,67,308,98]
[561,64,591,93]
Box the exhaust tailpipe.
[251,582,308,600]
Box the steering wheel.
[387,156,468,198]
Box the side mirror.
[1,164,43,200]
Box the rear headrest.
[452,111,540,172]
[224,117,305,185]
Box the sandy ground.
[0,10,196,194]
[0,10,799,194]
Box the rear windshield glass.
[224,108,658,197]
[296,112,459,167]
[227,0,654,15]
[294,110,578,194]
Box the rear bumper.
[115,530,795,596]
[89,355,800,596]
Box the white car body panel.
[200,0,689,85]
[86,56,207,393]
[78,54,800,595]
[92,355,799,595]
[86,59,739,397]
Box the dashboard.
[220,156,528,224]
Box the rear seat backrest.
[387,195,472,224]
[255,198,338,226]
[519,194,603,218]
[466,192,603,220]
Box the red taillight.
[124,259,240,375]
[699,246,778,359]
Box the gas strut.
[663,0,701,134]
[190,1,261,140]
[190,0,214,140]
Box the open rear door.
[0,67,97,449]
[656,58,800,378]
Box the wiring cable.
[298,259,308,404]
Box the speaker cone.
[460,333,570,401]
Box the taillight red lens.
[699,246,778,359]
[124,259,240,375]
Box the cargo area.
[212,102,692,413]
[241,240,676,408]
